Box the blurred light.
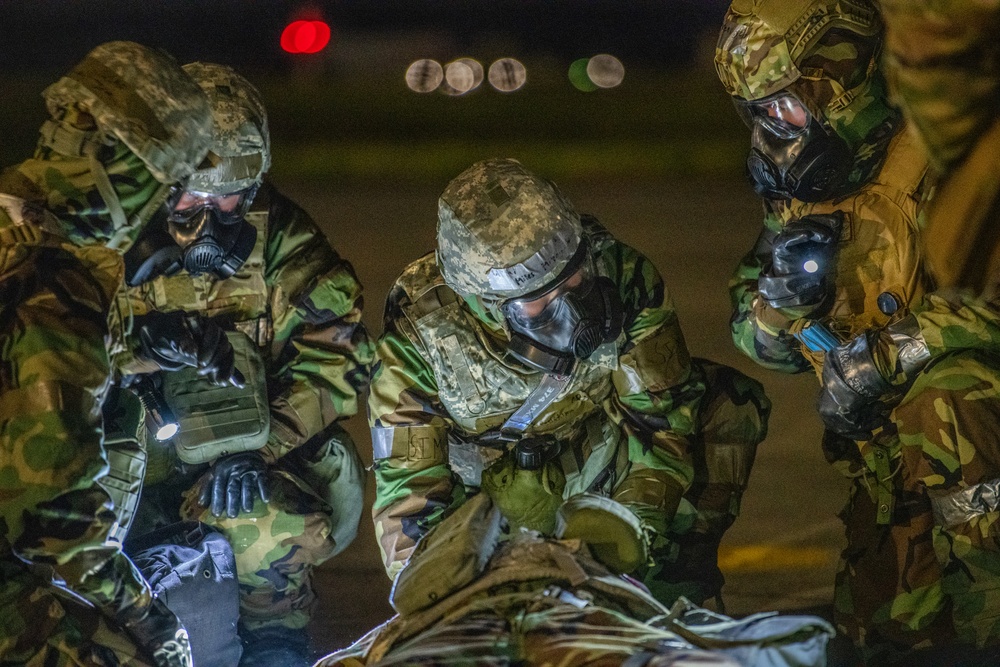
[488,58,527,92]
[456,58,484,91]
[568,58,599,92]
[803,260,820,274]
[442,61,475,95]
[586,54,625,88]
[281,20,331,54]
[406,59,444,93]
[155,422,179,442]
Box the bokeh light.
[405,59,444,93]
[455,58,484,91]
[568,58,599,92]
[488,58,527,92]
[280,20,331,54]
[442,61,475,95]
[586,54,625,88]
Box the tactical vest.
[775,127,934,378]
[394,234,629,496]
[127,195,273,481]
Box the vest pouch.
[100,386,147,546]
[390,492,503,616]
[162,330,270,465]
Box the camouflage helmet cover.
[715,0,887,147]
[183,62,271,195]
[42,41,212,184]
[437,158,583,300]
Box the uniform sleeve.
[0,242,151,620]
[601,240,703,535]
[912,292,1000,359]
[261,189,374,462]
[368,286,466,580]
[729,208,813,374]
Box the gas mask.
[124,184,258,286]
[501,241,623,375]
[736,93,853,203]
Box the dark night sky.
[0,0,727,73]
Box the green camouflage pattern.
[175,426,364,632]
[436,158,583,300]
[42,41,212,184]
[0,557,154,666]
[2,139,176,252]
[183,62,270,195]
[894,350,1000,649]
[730,127,932,376]
[126,182,371,632]
[370,213,769,608]
[880,0,1000,293]
[715,0,898,185]
[0,199,155,653]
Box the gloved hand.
[758,214,841,312]
[818,314,932,440]
[134,311,244,387]
[120,597,192,667]
[198,451,270,518]
[817,331,894,440]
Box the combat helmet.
[183,62,271,195]
[437,158,583,301]
[715,0,891,153]
[42,41,212,184]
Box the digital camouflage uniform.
[370,159,770,610]
[717,0,1000,662]
[117,63,372,645]
[0,42,213,665]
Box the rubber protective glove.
[199,451,270,517]
[134,311,244,387]
[758,214,841,313]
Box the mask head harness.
[501,238,623,375]
[736,93,853,202]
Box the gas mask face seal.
[735,93,853,203]
[501,240,623,375]
[165,184,258,278]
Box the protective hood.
[13,138,168,252]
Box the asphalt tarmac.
[277,176,851,655]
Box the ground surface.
[277,176,851,657]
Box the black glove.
[120,597,192,667]
[134,311,244,387]
[817,332,894,440]
[758,214,841,311]
[198,451,270,518]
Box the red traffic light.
[281,20,331,54]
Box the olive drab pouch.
[390,492,503,616]
[100,386,148,545]
[162,330,270,464]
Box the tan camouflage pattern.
[183,62,271,195]
[715,0,894,153]
[879,0,1000,294]
[42,41,212,184]
[126,182,371,633]
[730,127,932,377]
[317,530,741,667]
[436,158,583,300]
